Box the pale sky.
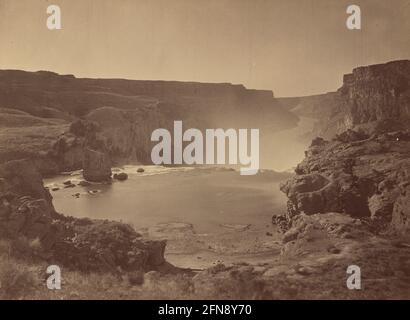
[0,0,409,96]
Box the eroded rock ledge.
[0,159,166,273]
[280,129,410,234]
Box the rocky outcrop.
[280,62,410,227]
[48,135,84,172]
[113,172,128,181]
[0,160,59,241]
[52,220,166,272]
[0,160,166,272]
[280,128,410,233]
[82,148,112,182]
[0,159,55,208]
[273,61,410,299]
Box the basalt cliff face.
[340,60,410,126]
[279,60,410,231]
[279,60,410,139]
[0,70,298,176]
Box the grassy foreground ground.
[2,224,410,300]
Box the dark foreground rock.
[0,159,166,273]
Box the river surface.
[45,166,288,234]
[44,167,291,268]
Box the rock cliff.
[340,60,410,125]
[278,60,410,139]
[0,70,296,129]
[279,60,410,235]
[0,69,298,175]
[280,130,410,233]
[275,61,410,298]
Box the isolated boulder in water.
[82,148,112,182]
[78,180,91,187]
[113,172,128,181]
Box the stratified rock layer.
[278,60,410,139]
[0,69,298,173]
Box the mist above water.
[260,116,316,172]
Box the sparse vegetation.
[1,232,410,300]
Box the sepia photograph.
[0,0,409,308]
